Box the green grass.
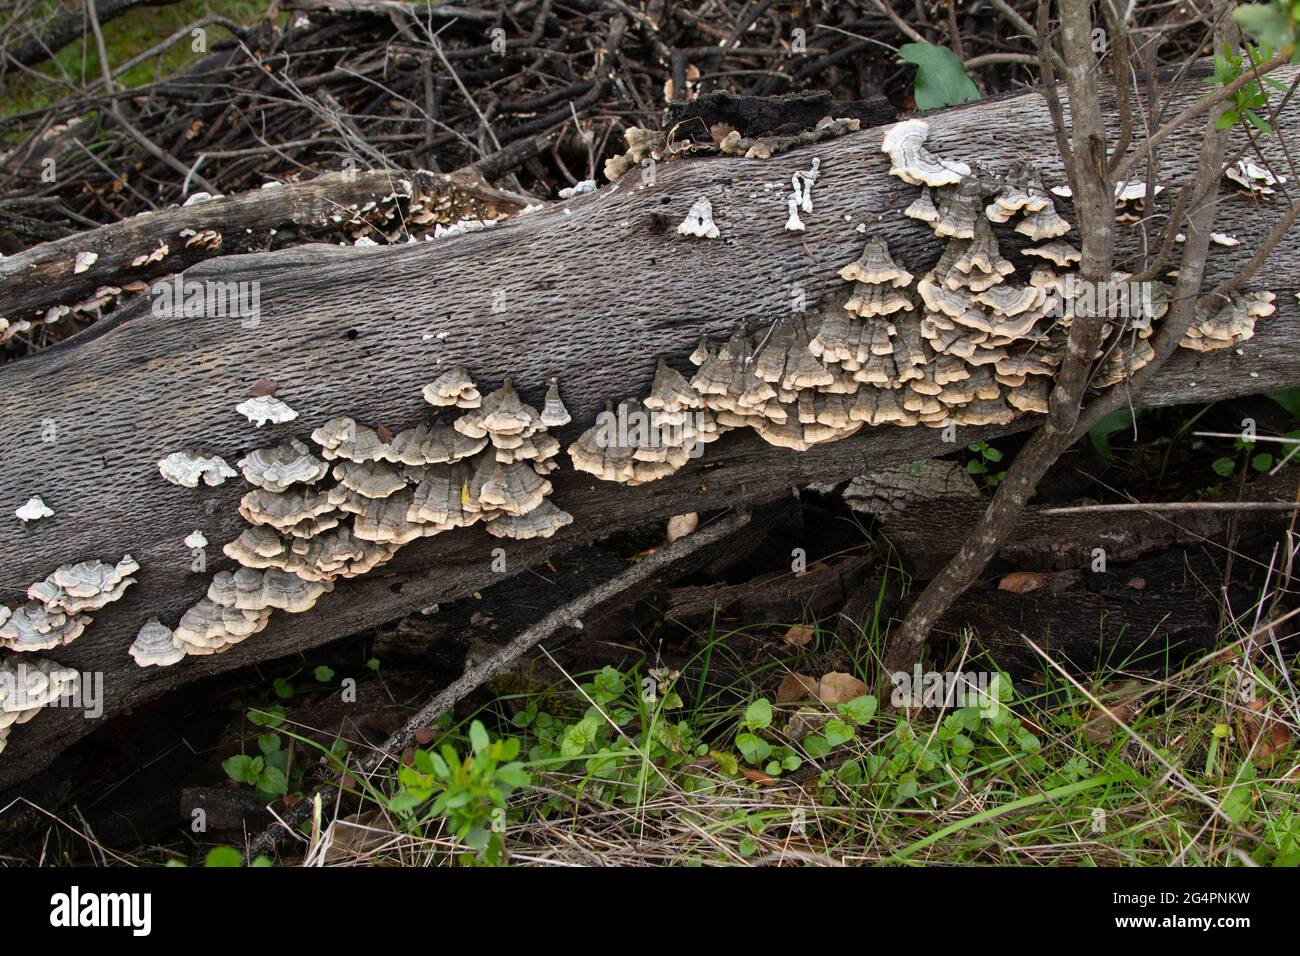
[1,0,270,119]
[266,579,1297,867]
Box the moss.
[1,0,270,120]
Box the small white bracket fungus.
[236,395,299,427]
[73,252,98,274]
[881,119,971,187]
[130,619,185,667]
[677,198,720,239]
[184,530,208,549]
[558,180,596,199]
[14,496,53,524]
[539,378,571,427]
[785,158,821,231]
[159,450,237,488]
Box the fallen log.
[0,169,533,329]
[1,65,1298,792]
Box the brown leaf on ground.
[1236,698,1294,767]
[742,767,777,786]
[783,624,814,646]
[777,672,819,703]
[1082,680,1144,743]
[998,571,1051,593]
[817,671,866,703]
[414,726,437,746]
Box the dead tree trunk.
[1,65,1298,791]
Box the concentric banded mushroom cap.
[130,619,185,667]
[485,499,574,540]
[0,603,89,651]
[838,235,914,287]
[239,439,329,492]
[158,450,237,488]
[422,366,481,408]
[881,119,971,187]
[539,378,572,427]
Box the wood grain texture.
[0,169,530,322]
[1,67,1298,790]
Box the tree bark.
[1,63,1298,791]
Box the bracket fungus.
[0,604,89,651]
[235,394,299,427]
[14,496,53,524]
[184,531,209,549]
[539,379,572,428]
[158,450,237,488]
[1182,291,1276,351]
[1225,158,1285,199]
[881,119,971,187]
[422,366,482,409]
[129,619,186,667]
[238,439,329,492]
[678,198,720,239]
[27,555,139,614]
[785,158,821,231]
[0,657,78,751]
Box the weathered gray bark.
[0,170,532,323]
[1,66,1298,791]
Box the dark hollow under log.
[1,66,1298,791]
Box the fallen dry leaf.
[783,624,814,647]
[817,671,866,704]
[998,571,1050,594]
[785,707,829,741]
[1082,680,1143,743]
[1236,698,1294,767]
[414,726,437,746]
[742,767,777,786]
[777,672,819,703]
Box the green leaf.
[982,446,1003,463]
[822,719,854,747]
[803,734,832,758]
[257,765,288,797]
[204,846,244,868]
[836,694,878,726]
[1234,3,1296,51]
[469,720,490,755]
[1212,456,1237,477]
[257,733,282,757]
[314,665,335,682]
[736,732,772,765]
[1252,452,1275,472]
[222,754,258,785]
[743,698,773,731]
[710,749,740,775]
[1267,387,1300,418]
[272,677,294,700]
[898,43,981,110]
[1089,408,1134,460]
[388,790,427,814]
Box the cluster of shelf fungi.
[0,119,1279,759]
